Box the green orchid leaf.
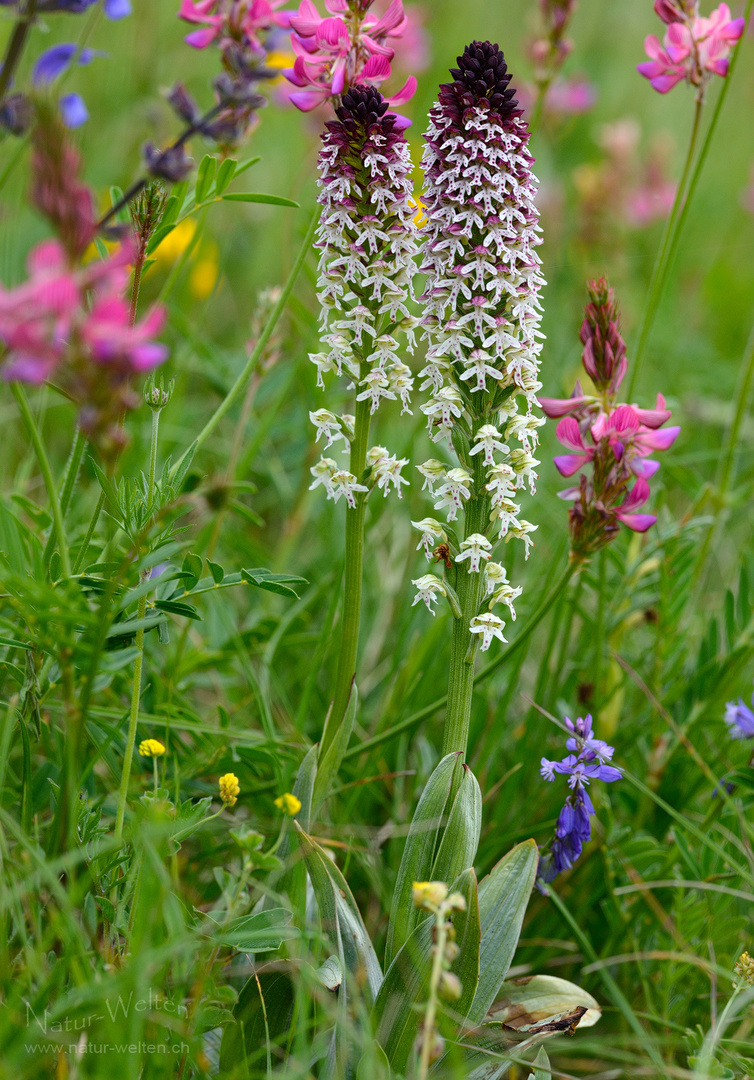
[385,752,462,967]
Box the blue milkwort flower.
[537,714,622,886]
[725,682,754,739]
[32,43,106,128]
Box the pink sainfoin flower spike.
[638,2,745,94]
[540,278,679,557]
[0,238,168,457]
[284,0,416,112]
[179,0,290,50]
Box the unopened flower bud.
[412,881,449,909]
[734,951,754,986]
[439,971,463,1002]
[144,376,174,412]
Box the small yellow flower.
[412,881,448,909]
[274,792,302,817]
[189,250,219,300]
[219,773,241,807]
[138,738,166,757]
[408,194,428,229]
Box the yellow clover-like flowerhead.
[274,792,302,817]
[138,738,166,757]
[411,881,449,910]
[219,773,240,807]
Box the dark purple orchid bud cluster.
[538,714,622,885]
[307,85,418,507]
[539,279,680,558]
[413,42,545,651]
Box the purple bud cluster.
[538,715,622,885]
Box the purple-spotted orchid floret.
[411,41,545,649]
[725,681,754,740]
[308,85,418,507]
[537,713,621,886]
[540,278,679,558]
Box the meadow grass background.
[2,0,754,1076]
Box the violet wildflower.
[0,0,131,14]
[284,0,416,113]
[414,41,545,679]
[537,714,622,885]
[638,2,745,94]
[540,278,679,558]
[725,682,754,740]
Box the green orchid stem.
[170,207,318,480]
[345,556,581,761]
[42,426,87,568]
[324,391,371,757]
[442,438,488,760]
[12,384,71,579]
[115,407,161,841]
[627,93,704,398]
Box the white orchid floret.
[470,424,508,466]
[372,453,409,498]
[417,459,448,494]
[366,445,390,468]
[458,349,505,392]
[411,517,448,559]
[411,574,447,615]
[489,581,523,619]
[455,533,493,574]
[485,461,517,505]
[505,412,545,451]
[490,498,523,536]
[310,409,345,448]
[309,457,338,497]
[418,356,453,394]
[309,352,339,389]
[483,561,509,597]
[367,334,401,374]
[505,519,538,558]
[469,612,507,652]
[421,385,465,438]
[356,370,396,414]
[508,448,540,493]
[434,467,472,522]
[388,362,414,415]
[340,414,355,441]
[330,470,369,509]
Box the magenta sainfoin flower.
[412,42,545,648]
[284,0,416,112]
[638,2,745,93]
[179,0,289,50]
[308,85,418,507]
[0,238,168,451]
[540,279,679,557]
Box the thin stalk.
[96,100,225,231]
[417,910,449,1080]
[324,392,371,753]
[73,490,105,574]
[114,407,161,840]
[442,428,488,759]
[42,425,87,567]
[0,0,38,106]
[169,208,318,478]
[344,556,582,760]
[628,95,704,397]
[12,384,71,578]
